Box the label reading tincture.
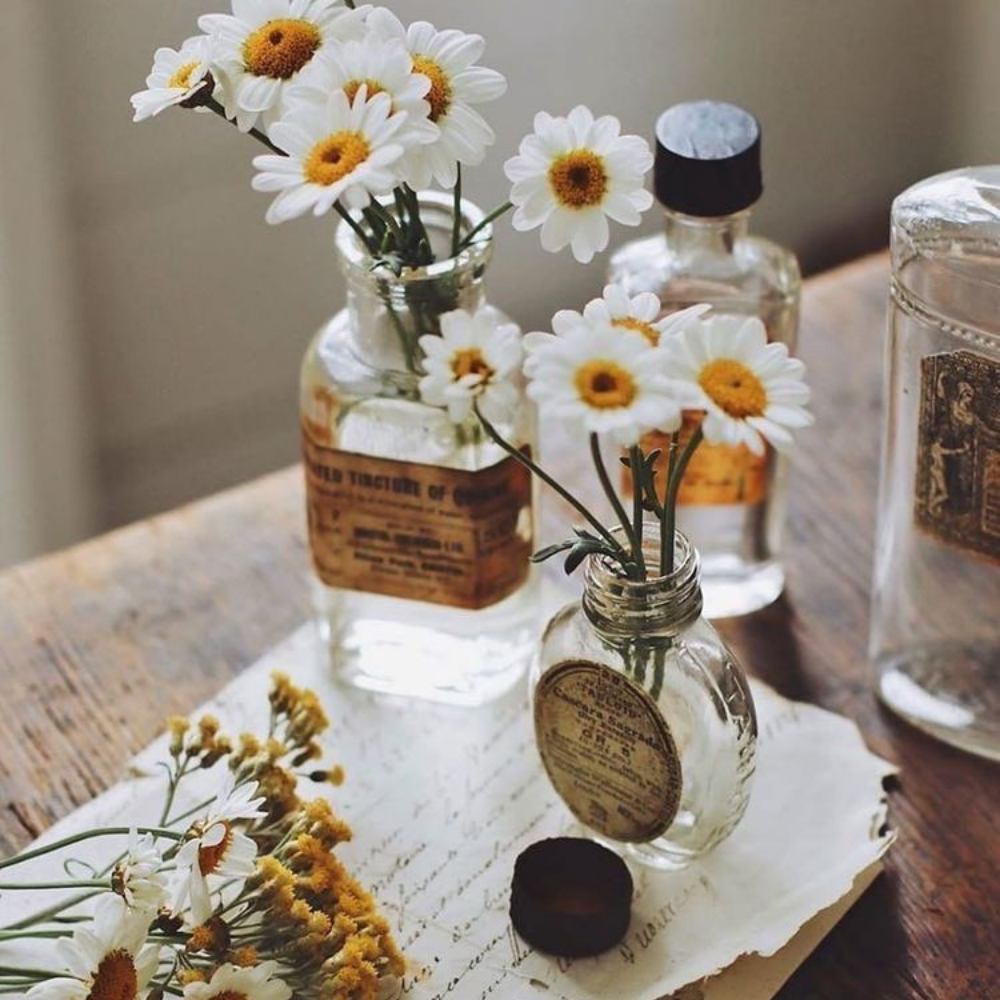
[303,427,533,609]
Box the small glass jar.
[872,166,1000,760]
[301,193,539,705]
[530,530,757,869]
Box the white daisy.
[418,308,522,424]
[523,318,681,446]
[553,284,710,348]
[252,88,408,222]
[663,314,813,455]
[505,106,655,264]
[367,8,507,189]
[130,35,215,123]
[174,776,266,924]
[199,0,370,133]
[112,829,168,913]
[291,33,439,152]
[183,962,292,1000]
[26,895,159,1000]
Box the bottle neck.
[582,531,703,641]
[663,208,751,265]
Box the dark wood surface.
[0,252,997,999]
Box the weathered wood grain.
[0,253,997,998]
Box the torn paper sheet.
[0,616,896,1000]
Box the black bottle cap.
[510,838,633,957]
[654,100,763,216]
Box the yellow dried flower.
[231,946,259,967]
[167,716,190,756]
[178,970,207,985]
[266,738,289,760]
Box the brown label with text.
[303,427,533,609]
[534,660,682,843]
[634,412,769,506]
[916,350,1000,564]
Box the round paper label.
[534,660,683,843]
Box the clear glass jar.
[530,529,757,869]
[872,166,1000,760]
[301,193,539,705]
[610,207,800,619]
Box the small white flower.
[112,829,168,912]
[26,895,159,1000]
[505,106,654,264]
[293,33,439,152]
[663,314,813,455]
[524,318,681,446]
[174,775,266,924]
[367,8,507,189]
[553,284,710,348]
[199,0,370,133]
[130,35,214,123]
[418,308,522,425]
[252,88,408,222]
[183,961,292,1000]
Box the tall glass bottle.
[301,193,539,705]
[609,101,801,618]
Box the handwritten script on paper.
[0,623,895,1000]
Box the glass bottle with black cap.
[609,100,801,618]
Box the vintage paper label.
[302,427,533,609]
[534,660,682,843]
[916,350,1000,563]
[636,413,770,506]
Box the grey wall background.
[0,1,996,564]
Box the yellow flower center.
[411,55,452,122]
[198,821,234,876]
[168,61,199,91]
[243,19,322,79]
[549,150,609,210]
[575,360,638,409]
[303,131,371,186]
[450,348,494,382]
[88,950,138,1000]
[342,78,386,104]
[698,358,767,419]
[613,316,660,346]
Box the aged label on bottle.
[916,350,1000,563]
[302,426,533,609]
[636,413,770,506]
[534,660,682,843]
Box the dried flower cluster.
[0,675,401,1000]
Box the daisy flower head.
[367,7,507,189]
[505,107,655,264]
[523,318,681,446]
[131,35,215,123]
[26,895,159,1000]
[252,87,408,223]
[112,829,168,912]
[664,314,813,455]
[418,308,522,425]
[174,775,266,924]
[553,283,710,348]
[182,961,292,1000]
[199,0,371,133]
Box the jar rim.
[334,190,493,284]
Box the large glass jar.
[301,193,539,705]
[872,167,1000,760]
[530,530,757,869]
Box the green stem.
[333,203,379,257]
[629,445,648,576]
[402,185,432,264]
[475,410,626,559]
[457,200,513,251]
[0,827,183,874]
[3,890,102,932]
[451,165,463,258]
[661,426,703,575]
[591,435,643,578]
[0,879,107,892]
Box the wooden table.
[1,253,997,999]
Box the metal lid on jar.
[509,837,633,957]
[654,100,763,216]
